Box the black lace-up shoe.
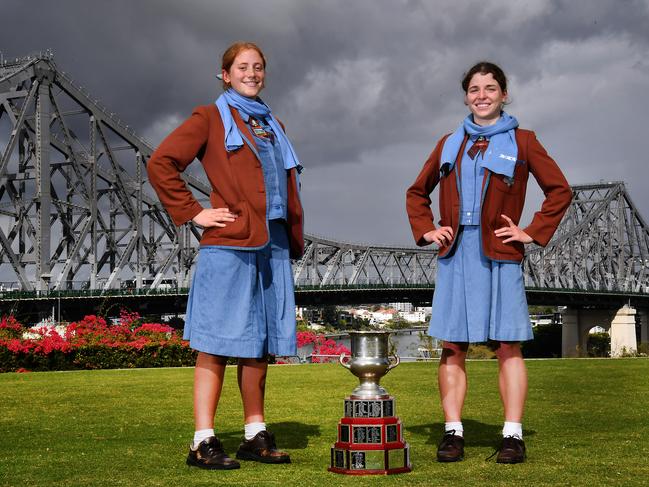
[186,436,240,470]
[236,430,291,464]
[496,435,526,464]
[436,430,465,462]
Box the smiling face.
[222,48,265,98]
[464,72,508,126]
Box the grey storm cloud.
[1,0,648,244]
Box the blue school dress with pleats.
[428,136,533,343]
[183,111,296,358]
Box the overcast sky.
[2,0,648,246]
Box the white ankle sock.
[192,428,215,449]
[503,421,523,438]
[445,421,463,437]
[244,422,266,440]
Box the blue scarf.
[440,112,519,178]
[215,88,300,170]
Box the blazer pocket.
[491,173,521,195]
[208,200,251,239]
[494,237,525,256]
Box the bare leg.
[438,341,469,422]
[237,357,268,424]
[496,342,527,422]
[194,352,228,430]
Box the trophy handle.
[339,353,351,369]
[387,355,400,371]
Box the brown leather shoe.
[496,435,526,464]
[436,430,465,462]
[236,430,291,464]
[186,436,240,470]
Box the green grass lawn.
[1,359,648,486]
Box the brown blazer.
[406,129,572,262]
[147,104,305,258]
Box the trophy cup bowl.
[339,330,400,399]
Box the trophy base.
[328,443,411,475]
[329,395,412,475]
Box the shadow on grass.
[408,419,536,447]
[213,422,321,450]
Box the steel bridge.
[1,53,649,325]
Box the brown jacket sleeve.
[522,132,572,246]
[147,107,209,226]
[406,136,448,246]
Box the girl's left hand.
[494,214,533,244]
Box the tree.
[321,305,339,327]
[521,324,561,358]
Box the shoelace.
[485,434,523,461]
[437,429,458,448]
[261,431,277,448]
[439,429,458,446]
[203,438,223,457]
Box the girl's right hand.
[192,208,238,228]
[423,227,454,247]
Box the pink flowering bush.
[297,331,350,363]
[1,315,352,372]
[0,311,195,372]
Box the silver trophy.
[339,330,400,398]
[330,330,411,474]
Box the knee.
[495,341,522,360]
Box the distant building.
[372,308,398,323]
[389,302,413,313]
[399,310,428,323]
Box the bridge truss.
[1,53,648,300]
[523,183,649,293]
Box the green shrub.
[0,344,197,372]
[587,332,610,357]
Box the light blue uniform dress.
[183,111,297,358]
[429,136,532,343]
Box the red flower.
[0,315,23,331]
[297,331,351,363]
[118,309,141,328]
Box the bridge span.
[1,53,648,356]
